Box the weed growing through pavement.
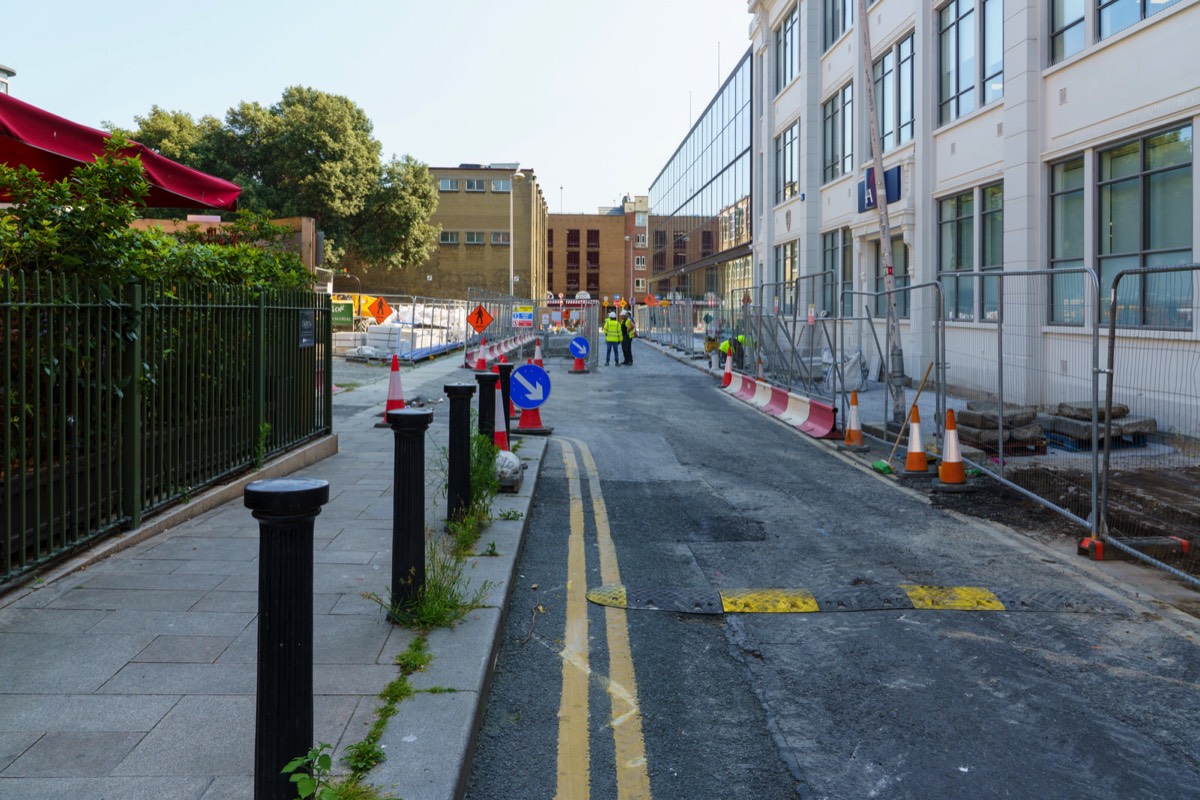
[497,509,523,521]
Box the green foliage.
[340,740,385,775]
[497,509,523,521]
[363,532,491,630]
[0,138,311,288]
[255,422,273,469]
[394,635,431,674]
[124,86,440,272]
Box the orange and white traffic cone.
[934,409,972,491]
[838,390,869,452]
[493,383,509,451]
[515,405,554,435]
[474,338,488,371]
[721,351,733,388]
[902,404,929,475]
[533,338,545,368]
[375,354,405,428]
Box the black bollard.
[444,383,477,523]
[244,478,330,800]
[388,407,435,612]
[497,362,515,443]
[475,371,499,442]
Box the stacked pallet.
[1037,402,1157,451]
[956,401,1046,456]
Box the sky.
[2,0,752,214]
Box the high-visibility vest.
[719,339,731,354]
[603,318,623,342]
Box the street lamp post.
[509,171,526,297]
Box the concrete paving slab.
[0,608,110,635]
[137,538,259,562]
[101,559,189,575]
[76,573,227,592]
[87,610,254,637]
[367,690,478,800]
[2,776,212,800]
[170,560,261,576]
[313,664,400,695]
[98,663,256,695]
[0,633,156,694]
[112,695,253,777]
[313,614,391,665]
[0,732,42,771]
[2,731,145,777]
[46,588,209,612]
[133,636,234,664]
[410,608,500,695]
[199,776,252,800]
[0,694,179,732]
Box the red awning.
[0,92,240,210]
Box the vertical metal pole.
[388,408,435,610]
[244,477,329,800]
[996,279,1006,478]
[444,383,477,522]
[122,278,143,530]
[252,292,266,463]
[475,372,499,441]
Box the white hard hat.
[608,311,616,319]
[620,310,629,316]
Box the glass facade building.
[648,49,752,307]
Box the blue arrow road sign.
[569,336,590,358]
[510,364,551,409]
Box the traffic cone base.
[934,409,973,492]
[375,355,405,428]
[515,406,554,436]
[720,352,733,387]
[569,356,589,374]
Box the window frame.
[465,179,486,192]
[775,118,800,203]
[465,231,486,245]
[938,190,976,321]
[775,3,801,94]
[438,178,460,192]
[822,83,853,183]
[823,0,853,52]
[1049,155,1087,325]
[1051,0,1085,63]
[439,231,459,245]
[491,231,510,246]
[873,32,916,153]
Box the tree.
[124,87,439,272]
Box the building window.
[654,230,667,248]
[635,212,648,227]
[438,178,459,192]
[492,231,510,245]
[586,251,600,270]
[822,83,853,182]
[874,238,910,318]
[822,228,853,314]
[772,241,799,315]
[635,233,647,247]
[775,119,800,203]
[873,33,915,152]
[492,179,511,192]
[634,255,646,269]
[939,191,975,320]
[586,273,600,294]
[980,183,1004,321]
[776,3,801,93]
[566,251,580,270]
[1051,1,1085,62]
[634,278,648,292]
[567,229,580,248]
[1050,156,1085,324]
[1098,0,1183,40]
[1098,124,1193,328]
[548,229,554,248]
[823,0,853,51]
[439,231,459,245]
[466,231,485,245]
[587,229,600,248]
[939,0,1003,124]
[465,179,486,192]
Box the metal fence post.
[121,277,143,530]
[475,371,499,441]
[252,292,266,457]
[388,408,435,611]
[444,384,477,523]
[244,477,330,800]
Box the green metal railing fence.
[2,271,331,587]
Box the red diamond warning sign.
[368,296,393,324]
[468,304,494,333]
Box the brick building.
[548,194,649,309]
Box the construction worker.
[720,334,746,369]
[619,309,635,366]
[602,311,623,366]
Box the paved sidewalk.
[0,350,545,800]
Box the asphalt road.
[458,343,1200,799]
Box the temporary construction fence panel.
[938,268,1102,535]
[537,299,601,370]
[1100,264,1200,584]
[2,271,332,588]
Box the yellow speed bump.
[720,588,820,614]
[900,584,1005,611]
[586,584,628,609]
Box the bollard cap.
[443,383,477,399]
[387,406,435,431]
[244,478,330,514]
[475,372,499,389]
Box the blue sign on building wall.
[857,166,902,213]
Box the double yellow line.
[557,438,651,800]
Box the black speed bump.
[585,584,1105,615]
